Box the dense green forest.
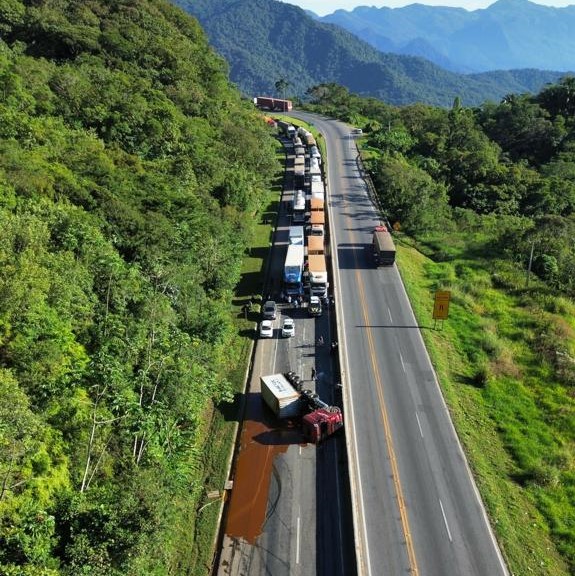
[0,1,278,574]
[307,81,575,289]
[305,81,575,574]
[175,0,566,107]
[2,0,574,573]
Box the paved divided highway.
[217,110,509,576]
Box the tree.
[370,154,451,235]
[275,78,289,99]
[369,126,415,155]
[477,95,564,166]
[537,76,575,122]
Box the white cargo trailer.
[260,374,301,418]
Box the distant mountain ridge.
[319,0,575,73]
[173,0,567,107]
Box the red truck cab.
[302,408,343,443]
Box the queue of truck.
[255,120,341,444]
[284,129,330,299]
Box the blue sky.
[282,0,574,15]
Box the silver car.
[262,300,277,320]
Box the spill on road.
[224,392,304,544]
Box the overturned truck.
[260,373,343,443]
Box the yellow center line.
[336,147,419,574]
[354,266,419,575]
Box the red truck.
[254,96,293,112]
[302,408,343,443]
[260,373,343,443]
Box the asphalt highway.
[292,111,510,576]
[216,136,355,576]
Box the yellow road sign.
[433,290,451,320]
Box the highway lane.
[216,141,355,576]
[292,111,509,576]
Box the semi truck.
[294,156,305,187]
[276,120,296,139]
[308,223,324,237]
[307,235,324,256]
[309,157,321,178]
[254,96,292,112]
[297,127,317,147]
[373,225,396,266]
[289,226,304,246]
[307,254,329,297]
[307,197,325,237]
[310,180,324,198]
[292,190,306,224]
[260,373,343,443]
[309,145,321,162]
[294,145,306,157]
[284,244,305,296]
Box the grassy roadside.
[190,141,284,576]
[395,235,572,576]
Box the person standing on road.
[311,366,316,380]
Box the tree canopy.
[0,1,278,574]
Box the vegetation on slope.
[320,0,575,74]
[174,0,565,107]
[0,1,279,574]
[305,80,575,574]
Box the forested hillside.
[320,0,575,73]
[175,0,565,107]
[306,81,575,574]
[0,1,278,574]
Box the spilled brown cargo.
[224,392,303,544]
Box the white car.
[281,317,295,338]
[259,320,273,338]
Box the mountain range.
[175,0,568,107]
[318,0,575,73]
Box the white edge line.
[272,320,280,371]
[329,294,347,572]
[439,499,453,543]
[296,515,301,564]
[415,412,424,438]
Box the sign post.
[432,290,451,328]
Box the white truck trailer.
[260,374,301,419]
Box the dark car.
[262,300,277,320]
